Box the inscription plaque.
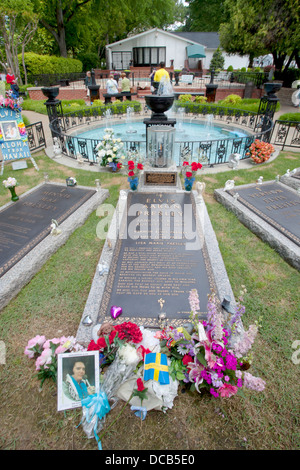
[144,172,177,186]
[229,182,300,246]
[0,184,96,277]
[98,192,217,327]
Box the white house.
[105,28,249,72]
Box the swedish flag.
[143,353,169,385]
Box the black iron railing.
[49,105,273,166]
[270,120,300,150]
[26,121,46,152]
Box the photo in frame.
[1,120,20,141]
[57,351,99,411]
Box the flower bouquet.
[127,159,144,191]
[182,161,202,191]
[3,176,19,201]
[157,288,266,398]
[96,128,125,172]
[24,335,84,387]
[246,139,274,164]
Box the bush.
[219,94,242,105]
[210,48,225,71]
[227,65,234,72]
[278,113,300,125]
[194,95,207,104]
[76,52,101,72]
[178,94,193,102]
[274,67,300,88]
[18,53,83,80]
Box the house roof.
[106,28,203,48]
[170,32,220,49]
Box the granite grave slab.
[0,182,109,310]
[77,189,236,345]
[214,181,300,270]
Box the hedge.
[18,53,83,79]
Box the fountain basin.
[145,95,175,119]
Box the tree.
[219,0,300,71]
[182,0,227,32]
[210,47,225,70]
[0,0,38,84]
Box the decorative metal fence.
[26,121,46,152]
[49,105,273,167]
[270,120,300,150]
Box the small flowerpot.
[8,186,19,201]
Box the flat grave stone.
[0,183,96,277]
[214,181,300,270]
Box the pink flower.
[24,335,46,358]
[43,338,61,349]
[218,383,238,398]
[35,348,52,370]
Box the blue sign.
[0,107,31,161]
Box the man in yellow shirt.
[154,62,169,83]
[153,62,170,94]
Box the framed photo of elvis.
[57,351,99,411]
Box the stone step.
[276,87,295,106]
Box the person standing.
[6,67,19,98]
[84,71,92,97]
[153,62,170,94]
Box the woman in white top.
[106,74,119,94]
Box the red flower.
[136,378,145,392]
[186,171,193,178]
[114,321,143,343]
[128,170,135,177]
[117,162,122,168]
[183,161,189,166]
[137,163,144,170]
[128,164,135,170]
[128,160,134,166]
[137,345,151,360]
[182,354,193,370]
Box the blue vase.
[128,176,139,191]
[184,177,195,191]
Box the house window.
[112,52,132,70]
[133,47,166,66]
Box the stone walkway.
[21,100,300,176]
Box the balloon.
[110,305,122,319]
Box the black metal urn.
[264,82,282,98]
[145,95,175,120]
[41,87,60,102]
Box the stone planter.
[41,87,60,102]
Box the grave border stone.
[77,189,236,346]
[214,181,300,271]
[280,168,300,191]
[0,182,109,310]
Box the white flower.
[118,343,140,366]
[3,177,17,188]
[107,157,112,162]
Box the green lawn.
[0,150,299,450]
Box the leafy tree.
[182,0,227,32]
[0,0,38,84]
[210,47,225,70]
[219,0,300,71]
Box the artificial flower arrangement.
[24,335,85,387]
[182,161,203,191]
[0,92,23,113]
[246,139,274,164]
[127,159,144,190]
[3,176,17,189]
[96,128,125,172]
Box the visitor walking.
[84,71,92,97]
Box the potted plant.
[246,139,274,164]
[174,69,181,86]
[182,161,203,191]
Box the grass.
[0,150,299,450]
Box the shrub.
[219,94,242,105]
[210,48,225,71]
[194,95,207,104]
[278,113,300,125]
[178,94,192,102]
[18,53,83,79]
[227,65,234,72]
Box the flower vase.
[128,177,139,191]
[8,186,19,201]
[184,177,195,192]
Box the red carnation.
[117,162,122,168]
[137,163,144,170]
[128,160,134,166]
[197,162,203,169]
[136,378,145,392]
[191,162,198,171]
[183,161,189,166]
[186,171,193,178]
[114,321,143,343]
[182,354,193,368]
[128,170,135,177]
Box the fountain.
[126,107,137,134]
[104,108,112,128]
[176,107,185,133]
[204,114,213,137]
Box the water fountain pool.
[75,116,251,166]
